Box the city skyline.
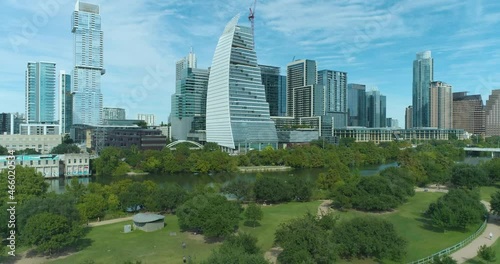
[1,1,500,124]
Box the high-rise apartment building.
[286,59,317,117]
[366,90,386,128]
[314,70,348,129]
[72,1,105,125]
[485,89,500,137]
[412,51,433,128]
[171,51,209,140]
[452,92,485,135]
[405,106,413,129]
[25,62,56,124]
[278,75,286,116]
[206,15,277,150]
[103,107,126,120]
[347,84,366,126]
[430,81,452,129]
[59,71,72,134]
[137,114,156,126]
[259,65,280,116]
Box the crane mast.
[248,0,256,36]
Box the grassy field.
[46,201,321,264]
[479,182,500,202]
[332,192,484,263]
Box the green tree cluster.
[450,163,488,189]
[477,244,496,262]
[490,191,500,215]
[202,233,269,264]
[177,194,241,238]
[244,203,263,227]
[254,175,313,204]
[425,189,486,230]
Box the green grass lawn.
[479,182,500,202]
[333,192,484,263]
[464,240,500,264]
[46,201,321,264]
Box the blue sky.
[1,0,500,125]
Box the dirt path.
[87,216,133,227]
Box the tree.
[22,212,83,255]
[50,143,80,154]
[221,179,254,201]
[134,120,148,128]
[491,191,500,215]
[62,134,74,144]
[333,216,407,261]
[202,233,268,264]
[0,145,8,155]
[93,147,123,176]
[450,163,487,189]
[177,194,241,238]
[288,175,313,202]
[119,182,147,211]
[482,158,500,183]
[66,177,87,202]
[432,255,457,264]
[244,203,263,227]
[15,148,41,155]
[0,166,48,204]
[477,245,496,262]
[78,193,107,221]
[254,176,292,203]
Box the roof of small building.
[133,213,165,223]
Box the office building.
[103,107,126,120]
[20,123,60,135]
[405,106,413,129]
[59,71,72,134]
[171,51,209,141]
[137,114,156,126]
[259,65,280,116]
[72,1,105,125]
[286,59,317,117]
[347,84,366,126]
[452,92,485,135]
[485,89,500,137]
[278,75,286,116]
[333,127,465,144]
[25,62,56,124]
[412,51,433,127]
[0,134,61,154]
[206,15,278,151]
[366,90,386,128]
[430,81,452,129]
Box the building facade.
[430,81,452,129]
[59,71,73,134]
[137,114,156,126]
[405,106,413,129]
[25,62,56,124]
[171,51,209,141]
[103,107,126,120]
[286,59,317,117]
[347,83,366,126]
[0,113,23,135]
[412,51,433,128]
[333,127,465,144]
[366,90,386,128]
[72,1,105,125]
[452,92,485,135]
[20,123,60,135]
[0,134,61,154]
[485,89,500,137]
[0,153,91,178]
[278,75,287,116]
[206,15,278,151]
[259,64,280,117]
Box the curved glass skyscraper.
[206,15,278,151]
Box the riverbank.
[238,166,292,172]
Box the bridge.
[463,147,500,157]
[166,140,203,150]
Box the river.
[46,157,492,193]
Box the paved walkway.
[87,216,133,227]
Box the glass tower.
[347,83,367,126]
[259,65,280,117]
[25,62,56,124]
[206,15,278,150]
[71,1,104,125]
[412,51,433,128]
[59,70,72,134]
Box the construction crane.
[248,0,256,36]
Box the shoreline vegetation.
[237,166,293,172]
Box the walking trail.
[263,200,333,264]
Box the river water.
[46,157,491,193]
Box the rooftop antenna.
[248,0,257,36]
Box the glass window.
[45,160,48,165]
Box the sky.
[1,0,500,125]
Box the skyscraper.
[430,81,452,129]
[412,51,433,128]
[103,107,126,120]
[171,51,209,140]
[278,75,286,116]
[485,89,500,137]
[206,15,277,150]
[72,1,105,125]
[347,83,366,126]
[452,92,485,135]
[137,114,156,126]
[59,70,72,134]
[405,106,413,129]
[286,59,317,117]
[259,65,280,116]
[25,62,56,124]
[366,89,386,128]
